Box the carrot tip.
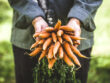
[80,38,86,40]
[38,61,40,64]
[33,35,35,38]
[33,34,37,38]
[83,56,89,59]
[80,54,89,59]
[24,52,29,55]
[30,46,35,50]
[30,47,32,50]
[74,66,81,71]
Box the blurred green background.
[0,0,110,83]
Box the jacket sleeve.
[8,0,45,28]
[68,0,103,31]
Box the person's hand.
[67,18,81,47]
[32,17,48,40]
[32,16,48,32]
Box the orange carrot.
[38,50,47,62]
[33,32,40,38]
[60,26,74,31]
[57,30,64,36]
[52,32,57,42]
[63,34,73,45]
[29,47,42,56]
[70,45,88,58]
[73,40,80,45]
[63,42,81,67]
[38,39,45,45]
[63,52,74,66]
[54,20,61,30]
[33,31,46,38]
[70,36,86,40]
[48,58,56,69]
[30,39,40,49]
[39,32,51,38]
[45,27,55,32]
[58,46,64,59]
[58,36,63,44]
[53,41,60,56]
[43,38,52,50]
[47,44,54,59]
[65,32,75,35]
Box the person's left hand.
[67,18,81,47]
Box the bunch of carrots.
[29,20,88,69]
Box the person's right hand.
[32,16,48,33]
[32,17,48,40]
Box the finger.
[75,30,81,37]
[74,44,78,48]
[74,31,81,45]
[35,37,40,41]
[35,24,41,32]
[41,24,48,31]
[74,40,80,46]
[76,40,80,45]
[35,37,39,41]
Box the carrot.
[73,40,80,45]
[59,26,74,31]
[33,32,40,38]
[63,52,74,66]
[70,36,86,40]
[39,32,51,38]
[48,58,56,69]
[29,47,42,56]
[58,46,64,59]
[70,45,88,58]
[33,31,46,38]
[63,34,73,45]
[45,27,55,32]
[38,39,45,45]
[47,44,54,59]
[63,42,81,67]
[58,36,63,44]
[54,20,61,30]
[53,41,60,56]
[30,39,40,49]
[65,32,75,35]
[57,30,64,36]
[52,32,57,42]
[43,38,52,50]
[38,50,47,62]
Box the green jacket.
[8,0,102,51]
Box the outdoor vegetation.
[0,0,110,83]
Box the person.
[8,0,102,83]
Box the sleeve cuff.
[24,2,45,23]
[68,6,95,31]
[14,1,45,28]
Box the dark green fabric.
[8,0,102,50]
